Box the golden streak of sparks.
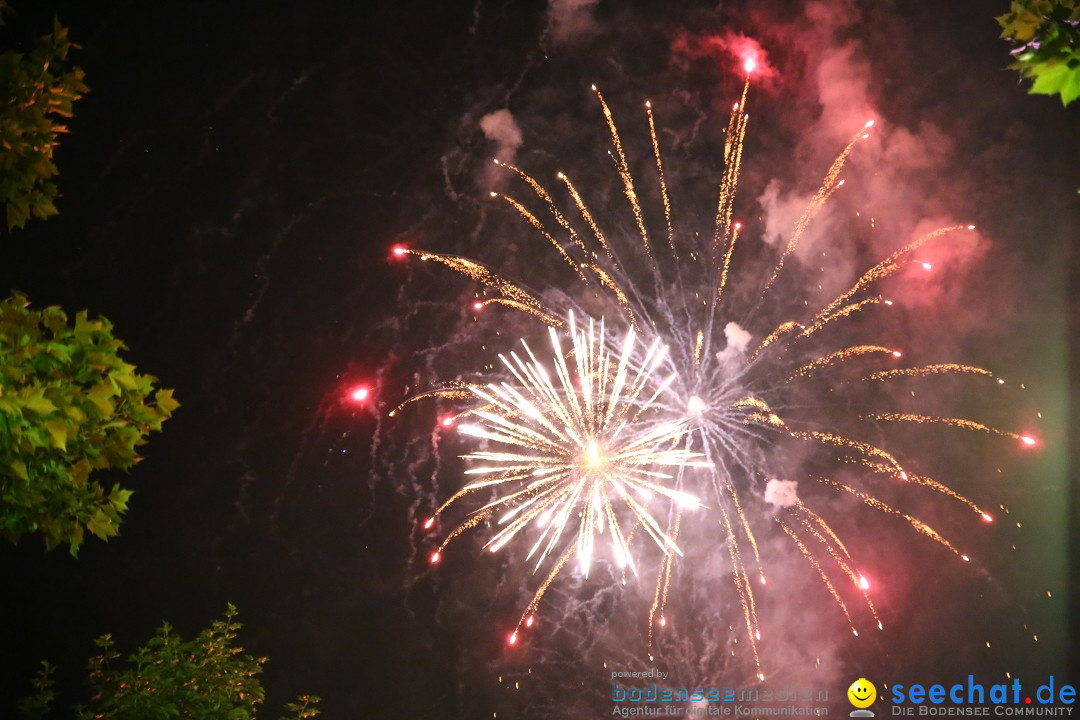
[791,345,894,380]
[864,412,1030,443]
[764,120,874,292]
[867,363,995,382]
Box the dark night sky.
[0,1,1076,718]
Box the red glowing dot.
[1026,698,1031,705]
[441,417,455,428]
[391,244,408,257]
[423,516,436,530]
[473,301,484,311]
[350,386,370,402]
[659,615,667,627]
[858,576,871,590]
[525,615,535,628]
[733,102,740,111]
[734,222,742,231]
[507,631,518,646]
[743,57,757,74]
[892,350,903,358]
[921,262,933,271]
[430,551,441,564]
[1020,435,1037,447]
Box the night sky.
[1,1,1076,718]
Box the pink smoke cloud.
[671,29,779,84]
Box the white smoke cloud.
[764,479,798,508]
[479,108,523,189]
[757,179,815,249]
[715,321,753,366]
[724,321,752,352]
[545,0,600,44]
[479,108,522,163]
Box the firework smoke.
[394,64,1039,683]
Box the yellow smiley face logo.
[848,678,877,708]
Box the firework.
[421,311,711,639]
[400,68,1036,673]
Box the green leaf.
[108,484,133,512]
[1030,59,1071,92]
[87,382,115,418]
[154,387,180,415]
[23,393,56,415]
[43,418,67,449]
[9,460,28,480]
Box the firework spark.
[400,73,1035,672]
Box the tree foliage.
[0,2,88,230]
[18,606,320,720]
[0,293,178,554]
[998,0,1080,105]
[16,661,55,720]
